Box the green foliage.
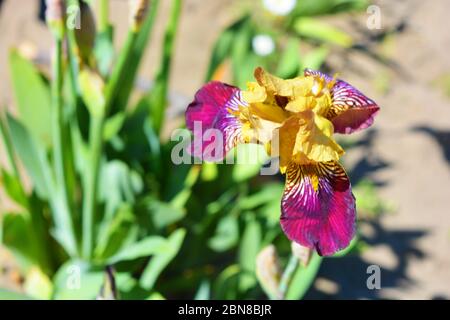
[205,0,367,85]
[0,0,385,301]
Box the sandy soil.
[1,0,450,299]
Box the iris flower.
[185,68,379,255]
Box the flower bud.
[45,0,66,38]
[129,0,149,32]
[74,2,96,66]
[291,242,312,267]
[256,245,282,299]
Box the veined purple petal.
[185,81,247,161]
[280,161,356,256]
[304,69,379,134]
[304,68,334,83]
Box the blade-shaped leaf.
[9,50,52,147]
[140,229,186,290]
[294,18,353,48]
[6,114,54,199]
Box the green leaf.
[232,144,268,183]
[140,229,186,290]
[208,215,239,252]
[53,261,104,300]
[95,29,115,77]
[238,183,283,210]
[99,160,143,218]
[294,0,368,17]
[294,18,353,48]
[148,0,182,135]
[2,212,38,270]
[285,253,322,299]
[6,114,54,200]
[103,112,126,141]
[276,38,301,78]
[148,200,186,229]
[238,215,261,292]
[194,280,211,300]
[107,236,168,264]
[9,50,52,147]
[94,204,138,261]
[213,264,240,299]
[112,0,160,112]
[353,179,394,217]
[204,21,236,81]
[0,289,35,300]
[0,169,27,207]
[24,266,53,300]
[300,46,330,71]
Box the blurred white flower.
[262,0,297,16]
[252,34,275,56]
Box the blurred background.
[0,0,449,300]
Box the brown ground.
[1,0,450,299]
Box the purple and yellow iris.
[185,67,379,256]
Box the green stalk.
[278,254,299,299]
[104,32,138,112]
[98,0,110,34]
[149,0,182,135]
[81,1,159,259]
[81,116,103,259]
[51,39,78,257]
[111,0,160,114]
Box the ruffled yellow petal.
[242,82,267,103]
[278,112,344,170]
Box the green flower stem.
[278,254,299,299]
[150,0,182,135]
[104,31,138,114]
[51,38,78,257]
[81,5,153,259]
[98,0,110,34]
[81,116,103,260]
[112,0,160,114]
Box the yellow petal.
[254,67,294,96]
[249,102,288,123]
[278,112,344,167]
[285,96,316,113]
[242,82,267,103]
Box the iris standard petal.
[280,161,356,256]
[304,69,380,134]
[185,81,247,161]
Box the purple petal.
[304,68,334,82]
[328,80,379,134]
[304,69,379,134]
[185,81,246,161]
[280,161,356,256]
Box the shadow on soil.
[413,126,450,165]
[305,219,429,299]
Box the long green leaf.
[148,0,182,135]
[294,18,353,48]
[9,50,52,147]
[112,0,161,114]
[107,236,167,264]
[6,115,54,199]
[140,229,186,290]
[285,253,322,299]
